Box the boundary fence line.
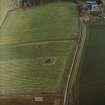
[63,18,87,105]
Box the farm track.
[0,37,79,47]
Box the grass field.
[0,2,79,96]
[0,2,78,45]
[78,19,105,105]
[0,41,76,95]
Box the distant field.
[79,19,105,105]
[0,2,79,96]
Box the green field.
[78,20,105,105]
[0,2,79,96]
[0,2,78,45]
[0,41,77,95]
